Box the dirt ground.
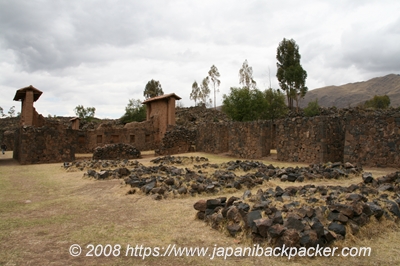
[0,150,399,266]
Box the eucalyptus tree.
[143,79,164,99]
[190,81,201,106]
[208,65,221,109]
[239,59,257,90]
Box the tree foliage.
[144,79,164,99]
[303,98,320,117]
[276,38,308,111]
[190,81,201,106]
[0,106,4,117]
[120,99,146,124]
[363,95,390,109]
[7,106,16,117]
[239,59,257,90]
[74,105,96,122]
[263,88,288,121]
[208,65,221,109]
[199,77,212,107]
[222,87,287,121]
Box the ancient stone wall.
[276,116,345,164]
[228,121,272,159]
[196,123,230,154]
[160,121,273,159]
[344,110,400,167]
[13,122,76,164]
[157,125,197,155]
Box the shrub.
[304,99,320,117]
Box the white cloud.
[1,0,399,118]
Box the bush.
[363,95,390,109]
[304,99,320,117]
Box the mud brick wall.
[275,116,344,163]
[344,111,400,167]
[13,124,76,164]
[76,119,160,153]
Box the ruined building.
[4,86,400,167]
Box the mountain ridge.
[300,74,400,108]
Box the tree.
[144,79,164,99]
[208,65,221,109]
[0,106,4,117]
[74,105,96,122]
[120,99,146,124]
[199,77,211,107]
[263,88,288,121]
[239,59,257,90]
[276,38,308,111]
[222,87,288,121]
[304,98,320,117]
[190,81,201,106]
[363,95,390,109]
[7,106,15,117]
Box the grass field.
[0,151,399,266]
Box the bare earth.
[0,151,399,266]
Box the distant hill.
[300,74,400,108]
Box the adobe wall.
[147,100,174,141]
[74,118,160,153]
[344,110,400,167]
[275,116,345,163]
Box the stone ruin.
[6,86,181,164]
[92,143,140,160]
[193,170,400,248]
[1,85,399,168]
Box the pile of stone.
[150,155,209,165]
[92,143,140,160]
[175,106,231,129]
[63,156,364,201]
[194,171,400,248]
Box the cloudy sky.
[1,0,399,118]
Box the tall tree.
[276,38,308,111]
[143,79,164,99]
[199,77,211,107]
[208,65,221,109]
[239,59,257,90]
[0,106,4,117]
[190,81,201,106]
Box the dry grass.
[0,150,399,266]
